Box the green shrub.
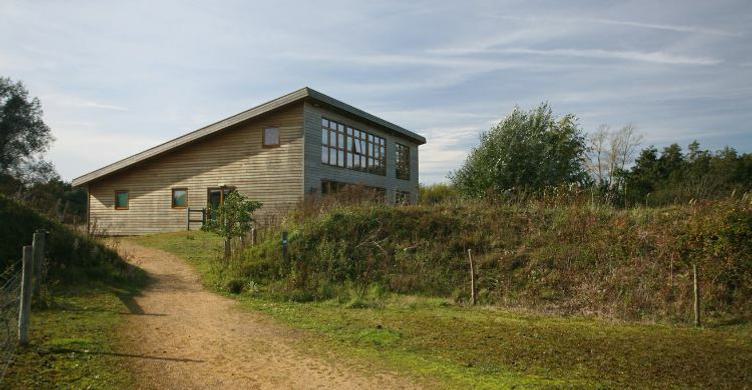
[223,278,245,294]
[188,196,752,323]
[0,194,138,284]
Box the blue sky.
[1,0,750,184]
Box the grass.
[3,278,145,389]
[133,231,752,389]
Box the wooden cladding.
[89,103,304,235]
[321,117,386,176]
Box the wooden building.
[72,87,426,235]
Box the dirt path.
[116,241,416,389]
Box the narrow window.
[396,143,410,180]
[115,190,129,210]
[172,188,187,208]
[396,190,411,205]
[263,127,280,147]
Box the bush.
[234,198,751,323]
[224,278,245,294]
[0,194,136,284]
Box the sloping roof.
[72,87,426,187]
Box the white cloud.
[492,15,741,37]
[496,48,721,66]
[41,94,128,111]
[48,124,162,179]
[581,18,741,37]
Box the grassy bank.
[149,198,752,324]
[132,231,752,388]
[4,279,144,388]
[1,196,147,387]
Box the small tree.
[0,77,54,177]
[202,191,262,260]
[450,103,588,198]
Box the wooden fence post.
[32,230,45,299]
[251,227,256,246]
[693,263,701,327]
[281,231,289,265]
[467,249,476,306]
[19,245,34,346]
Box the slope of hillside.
[0,195,146,388]
[0,194,134,282]
[211,197,750,323]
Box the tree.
[0,77,53,177]
[202,191,263,260]
[450,103,588,198]
[586,124,642,190]
[622,141,752,206]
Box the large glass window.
[395,143,410,180]
[321,180,386,202]
[115,190,129,210]
[321,117,385,175]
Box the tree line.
[3,75,750,216]
[0,76,86,224]
[449,102,751,206]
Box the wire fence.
[0,259,22,380]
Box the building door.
[207,186,234,219]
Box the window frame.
[114,190,129,210]
[395,190,411,205]
[171,188,188,209]
[262,126,280,148]
[321,117,386,176]
[395,143,411,180]
[320,180,386,202]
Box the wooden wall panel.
[88,103,304,235]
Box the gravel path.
[116,241,415,389]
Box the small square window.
[115,191,129,210]
[263,127,280,147]
[172,188,187,208]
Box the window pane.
[330,131,337,146]
[338,123,344,131]
[347,153,353,168]
[116,191,128,209]
[338,133,344,148]
[173,189,187,207]
[264,127,279,145]
[321,146,328,163]
[321,129,328,145]
[337,150,345,167]
[347,127,353,136]
[322,118,328,127]
[329,148,337,164]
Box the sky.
[1,0,751,184]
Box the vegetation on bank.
[139,196,751,324]
[133,230,752,388]
[1,196,146,388]
[3,279,144,389]
[0,194,134,282]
